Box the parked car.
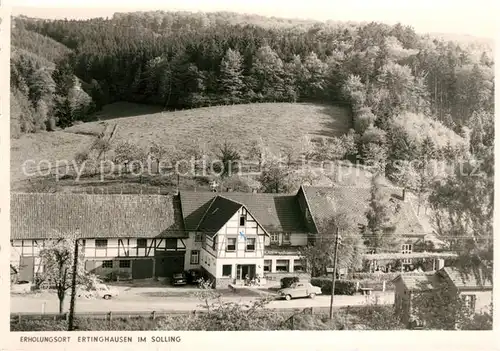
[184,269,202,285]
[277,282,322,301]
[172,272,187,286]
[77,283,119,300]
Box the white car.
[77,283,119,300]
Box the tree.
[219,48,245,102]
[411,279,480,330]
[37,232,91,314]
[250,45,286,101]
[91,138,112,160]
[215,141,241,178]
[113,141,147,173]
[300,212,365,277]
[363,175,400,253]
[258,159,291,193]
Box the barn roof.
[302,186,427,236]
[393,273,441,291]
[179,191,308,233]
[439,266,493,291]
[11,192,186,239]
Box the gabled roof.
[302,186,427,236]
[179,191,309,233]
[393,273,441,291]
[197,196,242,235]
[439,266,493,291]
[11,192,186,239]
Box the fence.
[11,306,360,324]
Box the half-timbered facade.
[11,185,431,288]
[10,193,187,282]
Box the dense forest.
[10,10,494,285]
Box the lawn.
[68,102,352,157]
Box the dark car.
[185,269,202,285]
[172,272,187,286]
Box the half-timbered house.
[10,185,433,288]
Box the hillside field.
[11,102,352,188]
[68,102,352,154]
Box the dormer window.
[240,208,247,226]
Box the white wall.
[215,257,264,279]
[184,232,203,270]
[459,290,493,314]
[213,208,266,258]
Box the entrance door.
[236,264,256,280]
[132,259,154,279]
[154,253,185,278]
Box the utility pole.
[68,239,79,331]
[329,227,341,319]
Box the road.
[10,288,394,313]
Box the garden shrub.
[280,276,300,288]
[311,278,357,295]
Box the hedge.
[280,276,300,288]
[311,278,357,295]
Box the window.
[190,250,200,265]
[226,238,236,251]
[240,208,247,226]
[463,295,477,311]
[195,232,203,242]
[95,239,108,248]
[401,244,413,254]
[264,260,272,272]
[222,265,232,277]
[137,239,147,248]
[119,260,131,268]
[293,260,304,272]
[282,233,291,244]
[270,233,279,244]
[212,237,217,251]
[276,259,289,272]
[102,260,113,268]
[246,237,256,251]
[166,238,177,250]
[401,244,412,264]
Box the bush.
[311,278,356,295]
[280,276,300,288]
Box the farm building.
[10,185,439,287]
[393,266,493,327]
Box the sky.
[10,0,498,39]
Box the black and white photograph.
[0,0,496,342]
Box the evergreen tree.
[219,48,245,102]
[364,175,400,253]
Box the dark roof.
[11,192,186,239]
[394,273,440,291]
[197,196,242,235]
[440,267,493,290]
[302,186,427,236]
[179,191,308,233]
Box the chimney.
[402,188,406,201]
[437,258,445,270]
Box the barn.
[10,193,189,281]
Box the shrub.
[280,276,300,288]
[311,278,357,295]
